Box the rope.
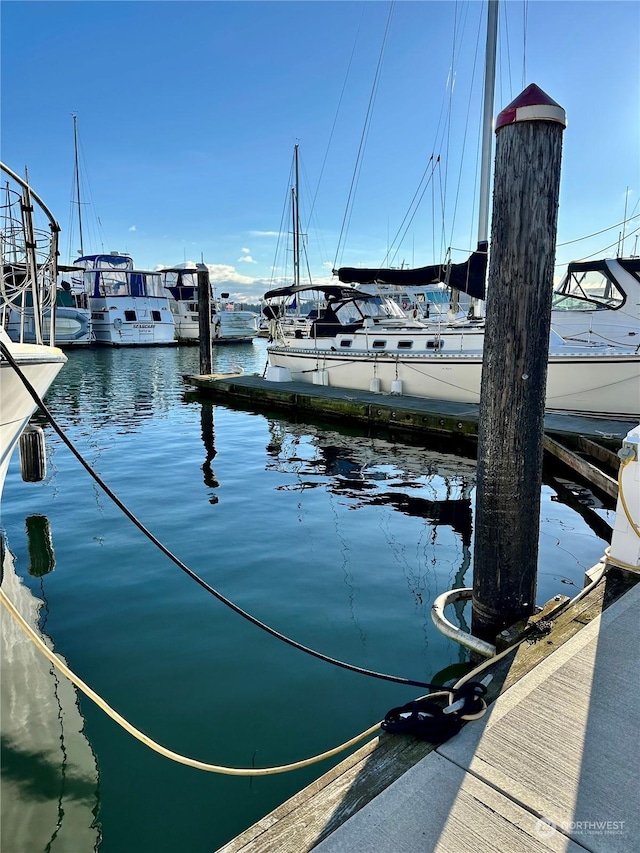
[556,212,640,248]
[0,338,459,692]
[333,2,395,271]
[5,343,635,768]
[0,587,380,775]
[616,457,640,539]
[0,579,496,771]
[598,457,639,571]
[569,223,640,263]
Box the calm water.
[1,339,613,853]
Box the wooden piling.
[197,264,212,375]
[472,85,567,642]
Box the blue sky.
[2,0,638,302]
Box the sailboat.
[65,116,175,346]
[264,2,640,419]
[0,162,68,498]
[260,144,326,341]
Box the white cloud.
[250,230,279,237]
[152,260,337,304]
[238,254,257,264]
[206,264,256,285]
[128,225,136,232]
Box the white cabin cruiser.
[72,252,175,346]
[550,256,640,349]
[159,265,204,343]
[160,264,257,344]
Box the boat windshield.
[85,269,164,298]
[74,254,134,272]
[552,265,625,311]
[333,294,406,324]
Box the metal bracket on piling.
[431,588,496,658]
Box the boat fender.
[19,425,47,483]
[382,681,487,743]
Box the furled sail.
[335,241,488,300]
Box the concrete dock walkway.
[313,580,640,853]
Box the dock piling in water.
[472,84,567,642]
[197,264,212,374]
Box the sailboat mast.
[72,113,84,257]
[477,0,498,246]
[292,143,300,289]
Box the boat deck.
[217,568,640,852]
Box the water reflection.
[42,346,245,432]
[1,342,616,853]
[1,529,100,852]
[25,515,56,577]
[264,419,476,537]
[200,401,219,497]
[262,418,477,643]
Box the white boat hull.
[90,296,176,346]
[0,336,67,496]
[217,309,257,343]
[267,344,640,419]
[169,301,257,344]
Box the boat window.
[144,272,164,298]
[333,294,406,325]
[372,340,387,349]
[552,267,625,311]
[397,340,413,349]
[151,311,161,321]
[124,310,136,321]
[358,296,405,319]
[97,271,129,296]
[339,339,352,348]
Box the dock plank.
[313,753,585,853]
[214,569,639,853]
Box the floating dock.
[186,373,636,447]
[216,568,640,853]
[191,371,638,852]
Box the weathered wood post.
[197,263,212,375]
[472,85,567,642]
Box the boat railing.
[1,162,61,345]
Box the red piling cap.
[496,84,567,131]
